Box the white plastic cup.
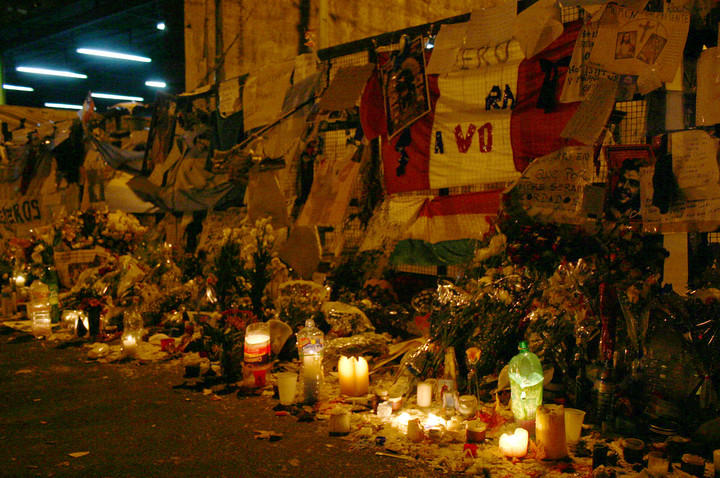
[276,372,298,405]
[648,451,669,477]
[564,408,586,445]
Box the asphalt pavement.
[0,325,452,478]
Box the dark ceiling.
[0,0,185,111]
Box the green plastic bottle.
[508,341,544,425]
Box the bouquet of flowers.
[198,308,256,384]
[206,217,287,319]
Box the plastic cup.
[648,451,669,477]
[564,408,586,445]
[276,372,298,405]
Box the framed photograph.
[380,36,431,138]
[604,144,655,222]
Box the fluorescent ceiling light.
[91,92,144,102]
[45,102,82,110]
[17,66,87,79]
[145,80,166,88]
[157,22,166,30]
[77,48,151,63]
[3,84,34,92]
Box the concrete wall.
[184,0,472,91]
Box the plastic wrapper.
[323,332,391,367]
[321,301,374,338]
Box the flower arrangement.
[198,308,257,384]
[206,217,287,319]
[275,280,327,331]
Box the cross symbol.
[638,20,654,43]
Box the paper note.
[317,64,374,112]
[507,146,595,224]
[588,5,690,82]
[696,47,720,126]
[218,77,241,118]
[465,0,517,49]
[642,131,720,232]
[512,0,564,59]
[242,60,294,131]
[426,23,467,75]
[671,129,720,191]
[561,77,618,145]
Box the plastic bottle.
[45,266,60,323]
[121,298,144,359]
[29,279,52,339]
[296,319,324,403]
[508,341,544,427]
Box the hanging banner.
[429,41,523,190]
[510,20,584,173]
[390,189,503,266]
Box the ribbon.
[537,56,571,113]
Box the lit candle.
[302,354,322,402]
[122,335,139,358]
[499,427,529,458]
[338,356,369,397]
[416,380,433,407]
[407,418,423,442]
[244,323,271,364]
[535,404,567,459]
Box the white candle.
[535,404,567,460]
[416,381,433,407]
[338,356,369,397]
[303,354,322,402]
[499,427,529,458]
[407,418,423,442]
[122,335,139,358]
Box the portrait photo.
[637,33,667,65]
[604,145,654,222]
[615,31,637,59]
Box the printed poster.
[604,144,654,222]
[380,36,431,138]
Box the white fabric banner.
[429,41,524,189]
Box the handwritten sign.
[642,130,720,232]
[588,5,690,82]
[561,77,618,145]
[508,145,595,224]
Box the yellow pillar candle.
[338,356,369,396]
[499,427,529,458]
[535,404,567,460]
